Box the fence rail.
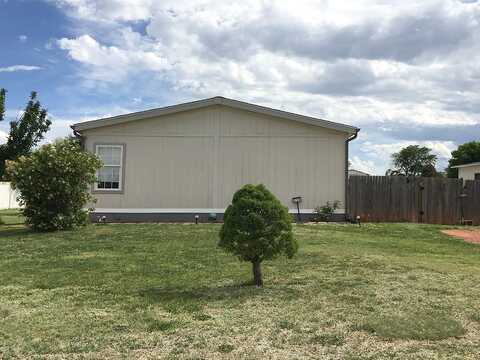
[347,176,480,225]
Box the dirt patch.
[442,229,480,244]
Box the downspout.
[70,125,85,150]
[345,128,360,220]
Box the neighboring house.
[451,162,480,181]
[71,96,359,222]
[348,169,370,177]
[0,182,20,210]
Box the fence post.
[417,178,424,223]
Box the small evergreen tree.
[6,138,102,231]
[0,89,51,179]
[219,184,297,286]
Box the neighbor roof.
[71,96,359,135]
[348,169,370,176]
[451,162,480,169]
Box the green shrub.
[219,184,297,286]
[314,200,341,222]
[6,138,102,231]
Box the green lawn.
[1,218,480,359]
[0,209,24,225]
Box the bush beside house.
[314,200,341,222]
[6,138,102,231]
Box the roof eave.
[71,96,359,135]
[451,162,480,169]
[71,97,219,132]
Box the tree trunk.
[252,260,263,287]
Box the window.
[475,173,480,181]
[95,144,123,191]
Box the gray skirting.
[90,212,224,223]
[89,212,346,223]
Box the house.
[452,162,480,181]
[71,96,359,222]
[0,182,20,210]
[348,169,370,177]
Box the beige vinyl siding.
[83,105,348,211]
[217,136,343,209]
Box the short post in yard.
[291,196,302,222]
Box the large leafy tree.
[219,184,298,286]
[386,145,438,177]
[446,141,480,178]
[0,89,51,179]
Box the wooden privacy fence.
[347,176,480,225]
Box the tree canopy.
[0,89,51,179]
[386,145,438,177]
[446,141,480,178]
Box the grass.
[361,311,466,340]
[0,208,24,225]
[1,215,480,359]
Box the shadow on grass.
[0,226,32,238]
[138,283,301,312]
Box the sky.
[0,0,479,175]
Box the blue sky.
[1,0,479,174]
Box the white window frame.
[94,144,124,192]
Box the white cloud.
[49,0,480,172]
[19,35,28,43]
[57,34,169,82]
[0,130,7,144]
[52,1,480,121]
[360,140,456,173]
[349,156,379,175]
[363,141,456,160]
[51,0,155,22]
[0,65,42,72]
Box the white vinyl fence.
[0,182,20,209]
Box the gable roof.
[71,96,359,135]
[451,162,480,169]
